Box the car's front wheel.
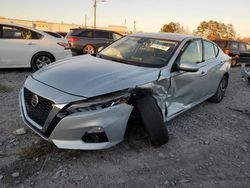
[31,52,54,71]
[209,75,228,103]
[136,96,169,146]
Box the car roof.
[130,32,200,42]
[70,28,122,34]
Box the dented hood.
[32,55,160,98]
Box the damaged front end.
[241,64,250,84]
[20,85,135,150]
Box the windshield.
[99,36,179,68]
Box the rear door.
[201,40,223,95]
[94,30,113,48]
[0,25,42,67]
[239,42,250,63]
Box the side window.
[95,31,110,39]
[2,26,24,39]
[2,26,42,40]
[179,40,202,64]
[239,43,247,52]
[203,41,216,60]
[79,30,93,38]
[112,32,122,41]
[230,42,238,51]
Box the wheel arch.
[30,51,56,68]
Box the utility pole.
[85,14,87,28]
[133,21,137,33]
[93,0,97,29]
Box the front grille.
[23,88,53,127]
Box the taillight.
[57,42,70,50]
[67,37,79,43]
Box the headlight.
[66,90,131,113]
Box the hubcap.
[36,56,51,69]
[83,45,95,54]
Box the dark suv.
[213,40,250,66]
[66,28,123,55]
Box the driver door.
[167,39,209,118]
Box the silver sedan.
[19,33,231,150]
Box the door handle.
[200,70,207,77]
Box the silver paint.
[19,33,231,150]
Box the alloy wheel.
[36,56,52,69]
[83,45,95,54]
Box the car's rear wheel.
[31,52,54,71]
[136,96,169,146]
[83,45,96,54]
[209,75,228,103]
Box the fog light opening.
[82,127,109,143]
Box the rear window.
[229,42,239,51]
[45,31,63,38]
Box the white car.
[0,22,72,70]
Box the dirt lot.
[0,67,249,188]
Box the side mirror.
[98,46,105,53]
[177,61,199,72]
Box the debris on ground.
[11,172,20,178]
[13,128,27,136]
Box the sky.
[1,0,250,37]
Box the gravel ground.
[0,67,249,188]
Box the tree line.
[160,20,249,42]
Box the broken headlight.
[66,90,131,113]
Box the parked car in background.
[19,33,230,150]
[214,40,250,66]
[0,22,72,71]
[66,28,123,55]
[44,31,64,38]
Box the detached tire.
[31,52,55,71]
[136,96,169,146]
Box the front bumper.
[19,80,133,150]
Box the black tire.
[209,75,228,103]
[31,52,55,71]
[136,96,169,146]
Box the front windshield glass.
[99,36,179,68]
